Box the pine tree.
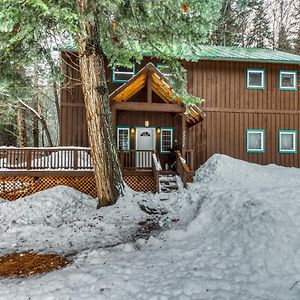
[247,0,272,48]
[0,0,222,206]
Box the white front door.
[136,128,155,168]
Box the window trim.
[116,126,130,151]
[246,68,265,90]
[278,130,297,154]
[246,129,265,153]
[160,127,173,153]
[112,63,136,83]
[279,70,297,91]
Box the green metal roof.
[183,46,300,64]
[59,44,300,64]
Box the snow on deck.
[1,154,300,299]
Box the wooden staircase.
[152,151,194,194]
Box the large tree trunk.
[17,106,27,147]
[77,5,124,207]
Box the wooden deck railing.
[152,152,162,193]
[119,150,154,169]
[175,151,192,187]
[0,147,93,171]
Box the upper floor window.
[279,130,297,153]
[112,64,135,83]
[246,129,265,153]
[160,128,173,153]
[246,68,265,90]
[157,63,172,78]
[279,70,297,91]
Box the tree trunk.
[32,90,39,147]
[17,106,27,147]
[77,5,124,206]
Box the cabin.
[1,46,300,200]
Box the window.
[246,68,265,89]
[112,64,135,83]
[246,129,265,153]
[160,128,173,153]
[117,127,130,150]
[279,70,297,90]
[279,130,297,153]
[156,63,172,78]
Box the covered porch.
[110,62,204,172]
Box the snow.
[1,154,300,299]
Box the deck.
[0,147,195,200]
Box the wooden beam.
[181,114,186,157]
[115,102,183,113]
[147,71,152,103]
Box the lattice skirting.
[124,175,156,193]
[0,175,156,201]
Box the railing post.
[73,149,78,170]
[26,149,32,170]
[120,151,125,170]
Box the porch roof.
[109,62,205,126]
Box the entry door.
[136,128,155,168]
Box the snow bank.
[0,186,147,256]
[1,154,300,299]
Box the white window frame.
[279,130,297,154]
[246,68,265,90]
[246,129,265,153]
[279,70,297,91]
[117,127,130,151]
[112,64,135,83]
[160,128,173,153]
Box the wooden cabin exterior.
[60,47,300,168]
[1,46,300,200]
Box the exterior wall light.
[157,128,161,134]
[130,128,135,134]
[145,120,150,127]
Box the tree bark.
[77,2,124,206]
[17,106,27,147]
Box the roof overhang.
[109,62,205,127]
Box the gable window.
[160,128,173,153]
[117,127,130,150]
[246,129,265,153]
[279,70,297,90]
[156,63,172,78]
[279,130,297,153]
[246,68,265,89]
[112,64,135,83]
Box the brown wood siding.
[187,60,300,168]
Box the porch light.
[130,127,135,134]
[157,127,161,134]
[145,120,150,127]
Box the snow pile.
[0,186,147,256]
[1,154,300,299]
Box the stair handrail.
[152,151,161,193]
[175,150,190,188]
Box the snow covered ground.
[1,154,300,299]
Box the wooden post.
[26,149,32,170]
[181,112,186,158]
[147,71,152,103]
[120,151,125,170]
[73,149,78,170]
[111,102,116,138]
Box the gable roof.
[110,62,205,127]
[182,46,300,64]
